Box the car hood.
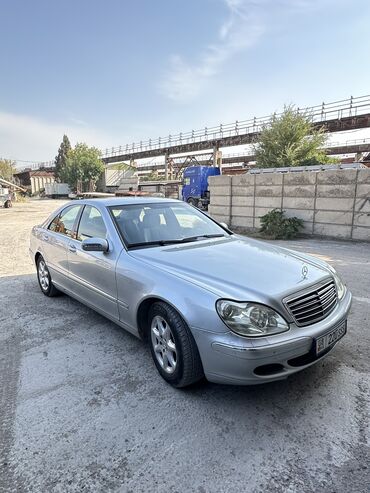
[129,235,331,302]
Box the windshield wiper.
[178,234,226,242]
[128,234,226,249]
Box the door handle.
[43,234,49,241]
[68,243,77,253]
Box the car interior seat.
[142,209,164,242]
[116,208,144,244]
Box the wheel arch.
[35,251,42,265]
[136,296,189,340]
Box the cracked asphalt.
[0,200,369,493]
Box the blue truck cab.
[181,166,221,209]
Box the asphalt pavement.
[0,200,369,493]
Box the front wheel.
[37,256,61,297]
[148,302,204,388]
[187,197,199,208]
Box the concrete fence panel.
[208,168,370,241]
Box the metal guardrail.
[102,95,370,158]
[15,161,54,172]
[325,137,370,148]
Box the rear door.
[67,204,120,320]
[42,204,82,290]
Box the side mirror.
[219,222,229,229]
[81,237,109,253]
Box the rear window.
[48,205,81,238]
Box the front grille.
[285,279,337,327]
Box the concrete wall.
[30,175,54,195]
[208,168,370,241]
[104,168,136,188]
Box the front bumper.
[191,289,352,385]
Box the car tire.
[148,302,204,388]
[4,200,12,208]
[187,197,198,208]
[36,256,61,297]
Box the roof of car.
[76,196,182,207]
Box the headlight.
[332,271,346,300]
[326,265,346,300]
[216,300,289,337]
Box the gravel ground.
[0,199,369,493]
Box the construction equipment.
[0,178,26,208]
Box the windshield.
[109,202,230,248]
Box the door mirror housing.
[219,222,229,230]
[81,237,109,252]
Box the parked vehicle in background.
[30,197,351,388]
[182,166,221,209]
[0,177,26,208]
[0,185,12,208]
[45,182,71,198]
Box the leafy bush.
[260,209,304,240]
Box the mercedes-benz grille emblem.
[302,265,309,279]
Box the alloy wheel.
[38,260,50,291]
[151,315,177,374]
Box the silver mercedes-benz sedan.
[30,197,352,387]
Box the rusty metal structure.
[102,95,370,178]
[132,137,370,176]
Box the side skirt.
[52,281,141,339]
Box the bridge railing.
[15,161,55,172]
[101,95,370,158]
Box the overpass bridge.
[102,95,370,177]
[132,137,370,176]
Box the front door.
[43,204,82,291]
[67,204,120,320]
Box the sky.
[1,0,370,164]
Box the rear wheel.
[37,256,60,297]
[4,200,12,208]
[148,302,204,388]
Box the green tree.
[54,135,71,181]
[0,159,16,181]
[63,143,104,192]
[254,106,335,168]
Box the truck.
[181,166,221,209]
[45,182,71,198]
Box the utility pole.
[213,146,222,168]
[164,152,169,180]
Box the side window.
[48,214,61,232]
[48,206,81,237]
[77,206,107,241]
